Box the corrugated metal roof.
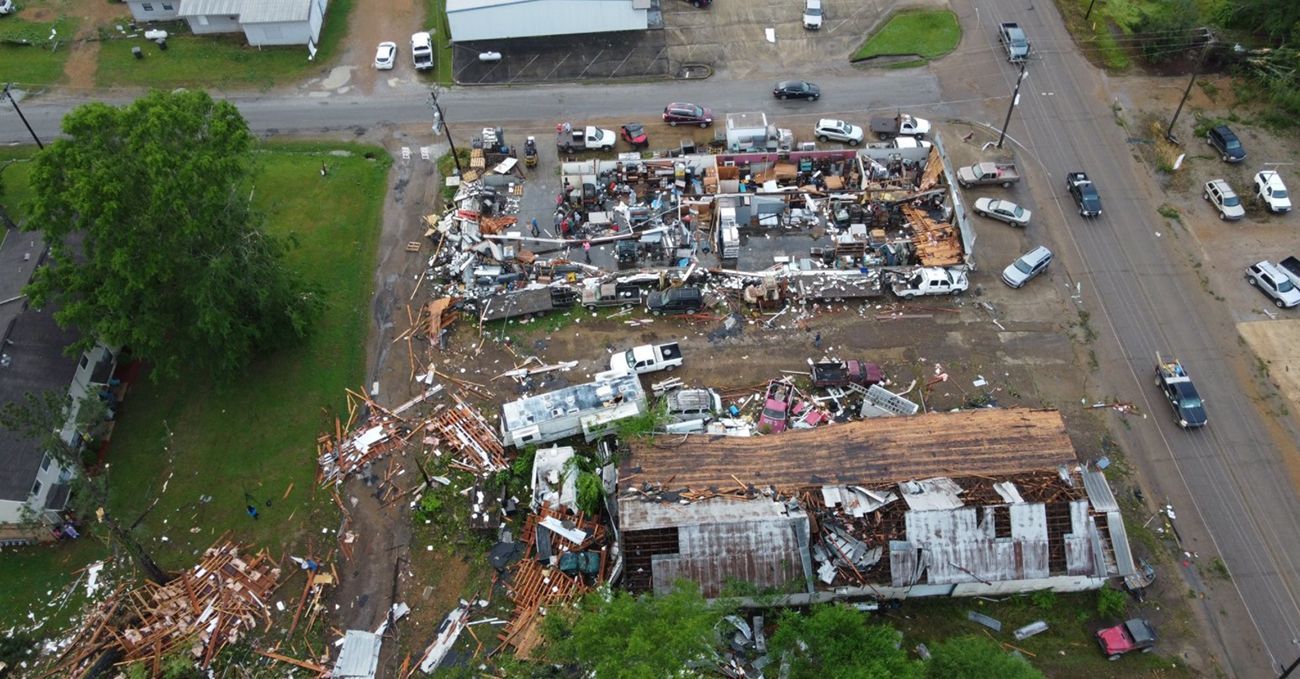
[1064,500,1097,576]
[177,0,243,16]
[894,504,1050,586]
[622,496,794,531]
[1081,469,1118,512]
[333,630,381,678]
[240,0,311,23]
[446,0,647,41]
[1106,511,1137,577]
[899,477,965,510]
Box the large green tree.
[22,90,322,378]
[543,581,728,678]
[769,604,923,679]
[926,635,1043,679]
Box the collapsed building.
[499,372,647,447]
[616,408,1135,600]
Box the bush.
[1029,590,1057,611]
[1097,586,1128,619]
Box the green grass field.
[425,0,455,83]
[96,0,353,89]
[852,10,961,62]
[0,14,78,86]
[0,142,389,626]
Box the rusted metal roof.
[891,504,1051,586]
[622,409,1076,492]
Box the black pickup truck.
[1155,354,1207,429]
[1066,172,1103,217]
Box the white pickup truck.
[892,268,970,298]
[610,342,683,375]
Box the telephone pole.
[1166,28,1214,143]
[3,83,45,149]
[997,61,1028,149]
[429,89,463,176]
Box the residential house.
[126,0,328,48]
[125,0,181,21]
[618,408,1136,600]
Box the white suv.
[1246,260,1300,308]
[814,118,863,146]
[1255,170,1291,213]
[802,0,824,29]
[1203,179,1245,221]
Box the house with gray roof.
[127,0,329,48]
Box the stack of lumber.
[428,394,507,472]
[902,204,964,266]
[316,390,410,485]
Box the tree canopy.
[22,90,321,378]
[925,635,1043,679]
[542,581,728,678]
[769,604,923,679]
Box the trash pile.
[316,389,411,486]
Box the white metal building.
[125,0,181,21]
[173,0,328,47]
[446,0,650,42]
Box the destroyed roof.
[620,498,811,597]
[622,408,1075,492]
[334,630,382,678]
[501,372,645,432]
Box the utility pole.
[428,89,463,177]
[1166,28,1213,143]
[997,61,1028,149]
[3,83,45,150]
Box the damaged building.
[500,373,647,447]
[617,408,1135,600]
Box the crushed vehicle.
[581,281,643,309]
[758,379,796,434]
[1096,619,1156,661]
[646,286,704,315]
[478,287,577,322]
[619,123,649,149]
[610,342,683,375]
[957,161,1021,188]
[556,123,616,153]
[868,113,931,139]
[892,267,970,298]
[810,360,884,389]
[1066,171,1103,217]
[998,21,1030,61]
[1155,353,1207,429]
[664,388,723,433]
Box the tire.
[1277,299,1286,308]
[1002,182,1012,188]
[848,138,859,147]
[1218,212,1226,221]
[585,305,596,312]
[818,135,828,142]
[669,121,678,127]
[602,145,613,151]
[780,94,789,100]
[1247,275,1257,286]
[975,209,985,217]
[665,364,676,372]
[1223,154,1230,162]
[699,122,708,129]
[1202,192,1209,200]
[811,94,819,101]
[563,145,573,153]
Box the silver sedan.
[973,197,1032,227]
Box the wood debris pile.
[498,506,609,658]
[48,538,281,676]
[316,389,411,485]
[902,204,963,267]
[428,394,508,473]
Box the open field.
[852,9,960,62]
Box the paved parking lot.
[452,31,670,84]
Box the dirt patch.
[57,0,132,89]
[332,0,424,93]
[61,40,100,90]
[1237,319,1300,412]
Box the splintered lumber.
[317,390,411,485]
[902,204,963,267]
[428,394,507,472]
[258,650,329,674]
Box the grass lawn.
[852,10,960,62]
[424,0,454,84]
[98,141,390,568]
[0,14,78,86]
[0,148,39,219]
[0,539,108,633]
[96,0,353,89]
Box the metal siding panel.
[1106,511,1137,577]
[1082,470,1119,512]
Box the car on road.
[802,0,824,29]
[1202,179,1245,221]
[1066,171,1102,217]
[1096,619,1157,661]
[662,102,713,128]
[1246,260,1300,308]
[1206,125,1246,163]
[1254,170,1292,213]
[619,123,649,149]
[973,197,1031,227]
[1001,246,1053,288]
[813,119,863,146]
[374,41,397,70]
[773,80,820,101]
[1156,354,1207,429]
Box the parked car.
[619,123,649,149]
[646,286,704,314]
[0,0,16,15]
[556,123,616,152]
[998,22,1030,61]
[1254,170,1292,213]
[1202,179,1244,221]
[1001,246,1053,288]
[802,0,824,29]
[810,360,883,389]
[1206,125,1246,163]
[410,32,433,70]
[892,267,970,298]
[773,80,820,101]
[374,41,397,70]
[973,197,1031,227]
[957,161,1021,188]
[662,102,713,128]
[869,113,931,139]
[610,342,682,375]
[758,379,796,433]
[1245,260,1300,308]
[813,119,863,146]
[1096,619,1157,661]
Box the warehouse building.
[446,0,651,42]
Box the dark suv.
[1207,125,1246,163]
[646,287,703,314]
[662,102,713,128]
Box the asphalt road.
[4,7,1299,674]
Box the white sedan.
[973,197,1031,227]
[374,41,397,70]
[814,119,864,146]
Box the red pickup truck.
[810,360,883,388]
[1096,618,1156,660]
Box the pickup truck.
[411,32,434,70]
[556,124,616,153]
[1155,354,1207,429]
[892,267,970,298]
[610,342,682,375]
[1066,171,1103,217]
[957,161,1021,188]
[1280,256,1300,288]
[868,113,931,140]
[810,360,884,388]
[998,22,1030,61]
[1096,619,1156,661]
[581,282,642,310]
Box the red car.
[1096,618,1156,660]
[758,379,796,434]
[662,102,713,128]
[620,123,649,149]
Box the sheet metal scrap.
[428,394,508,473]
[316,390,411,486]
[47,537,281,676]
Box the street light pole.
[997,61,1027,149]
[1166,31,1213,143]
[3,83,46,150]
[428,89,463,176]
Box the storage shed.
[177,0,328,48]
